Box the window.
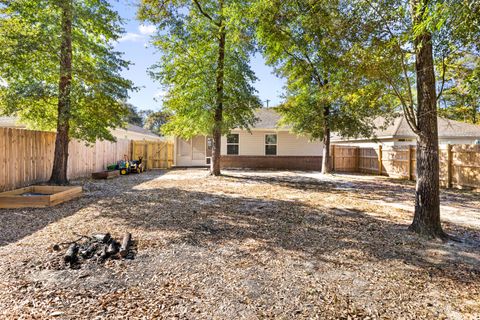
[265,134,277,155]
[227,134,239,155]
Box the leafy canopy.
[438,54,480,124]
[338,0,480,132]
[142,109,171,135]
[0,0,134,142]
[138,0,261,139]
[254,0,396,141]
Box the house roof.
[0,116,26,128]
[0,116,161,138]
[243,109,480,139]
[124,124,161,138]
[331,115,480,141]
[249,108,287,130]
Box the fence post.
[447,144,452,188]
[407,146,413,181]
[331,145,336,172]
[356,147,360,172]
[378,145,383,175]
[131,140,135,161]
[147,142,152,170]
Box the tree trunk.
[408,0,446,238]
[49,0,73,185]
[471,101,478,124]
[321,105,331,174]
[211,6,226,177]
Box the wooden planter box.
[0,186,82,209]
[92,170,120,180]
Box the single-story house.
[0,116,162,141]
[175,110,480,170]
[174,108,325,170]
[111,124,163,141]
[332,116,480,147]
[0,116,27,128]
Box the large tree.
[138,0,261,176]
[0,0,134,184]
[345,0,480,238]
[254,0,395,174]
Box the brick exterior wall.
[220,156,323,171]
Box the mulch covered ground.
[0,169,478,319]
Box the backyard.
[0,169,479,319]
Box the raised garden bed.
[92,170,120,180]
[0,186,82,208]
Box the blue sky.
[111,0,285,112]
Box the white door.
[176,138,192,166]
[192,136,206,161]
[176,136,207,166]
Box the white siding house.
[218,130,323,157]
[173,108,324,170]
[111,124,163,141]
[173,110,480,170]
[332,115,480,147]
[0,116,162,141]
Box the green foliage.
[124,103,145,127]
[438,54,480,124]
[254,0,396,141]
[0,0,134,143]
[338,0,480,130]
[142,109,171,135]
[138,0,261,139]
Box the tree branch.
[275,25,325,86]
[380,70,420,135]
[436,55,447,101]
[192,0,220,27]
[364,0,420,133]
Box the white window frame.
[226,133,239,155]
[265,133,277,156]
[205,136,213,164]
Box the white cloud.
[138,24,157,35]
[116,25,156,44]
[118,32,144,43]
[154,90,167,99]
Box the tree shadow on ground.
[98,184,480,285]
[0,170,168,247]
[221,171,480,209]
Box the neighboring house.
[173,108,324,170]
[0,116,26,128]
[111,124,163,141]
[0,116,162,141]
[332,116,480,147]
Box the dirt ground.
[0,169,479,319]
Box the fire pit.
[0,185,82,208]
[54,232,135,269]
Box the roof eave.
[231,127,291,132]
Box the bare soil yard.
[0,169,479,319]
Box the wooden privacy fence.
[0,128,131,192]
[131,140,174,170]
[332,144,480,188]
[331,146,359,172]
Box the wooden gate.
[131,140,174,170]
[331,145,359,172]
